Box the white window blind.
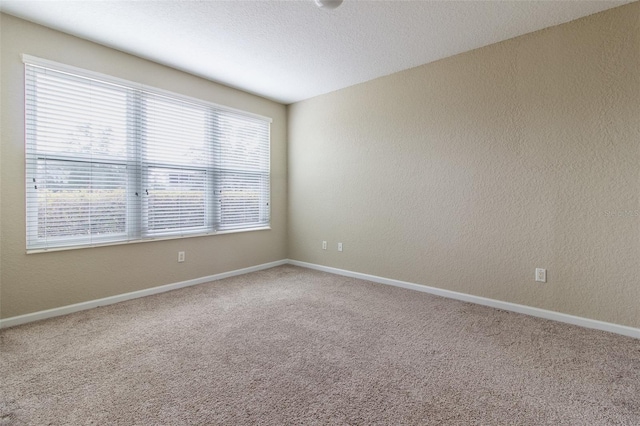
[142,92,212,236]
[215,111,271,230]
[25,56,271,251]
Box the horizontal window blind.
[25,56,271,251]
[142,92,213,236]
[215,111,270,230]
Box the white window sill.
[26,226,271,254]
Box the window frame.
[24,55,272,253]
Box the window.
[25,56,271,251]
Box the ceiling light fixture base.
[315,0,343,10]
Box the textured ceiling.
[0,0,633,104]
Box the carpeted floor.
[1,265,639,425]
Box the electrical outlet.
[338,242,343,252]
[322,241,327,250]
[178,251,185,263]
[535,268,546,283]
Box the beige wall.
[2,4,639,329]
[0,14,288,318]
[288,4,640,328]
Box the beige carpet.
[1,265,639,425]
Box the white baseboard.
[3,258,638,340]
[0,259,288,329]
[287,259,640,340]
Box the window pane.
[143,94,211,167]
[27,67,130,162]
[215,112,269,172]
[217,171,269,229]
[31,160,127,241]
[144,167,207,234]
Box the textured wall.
[0,14,288,318]
[288,4,640,328]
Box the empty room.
[1,0,639,424]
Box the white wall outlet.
[178,251,185,263]
[535,268,546,283]
[322,241,327,250]
[338,242,343,252]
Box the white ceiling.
[1,0,632,104]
